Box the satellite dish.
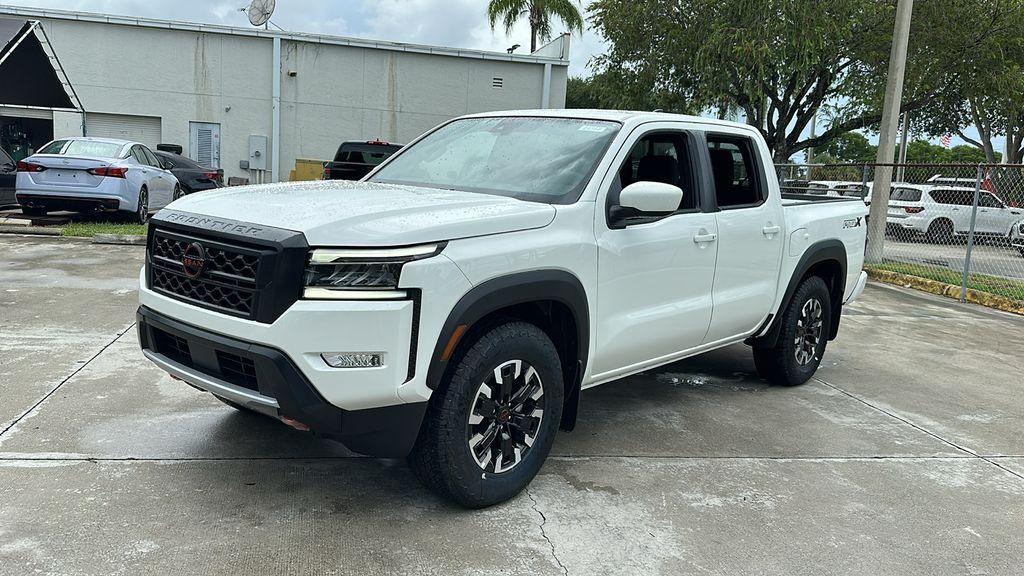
[246,0,276,27]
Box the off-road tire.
[753,276,831,387]
[408,321,563,508]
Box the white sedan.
[16,137,181,223]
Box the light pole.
[865,0,914,263]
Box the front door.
[703,132,785,343]
[593,125,718,379]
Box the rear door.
[139,146,173,207]
[703,131,785,343]
[592,123,718,378]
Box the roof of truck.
[463,109,757,132]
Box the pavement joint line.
[812,376,1024,483]
[527,488,569,576]
[0,455,989,463]
[0,322,137,441]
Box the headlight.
[302,243,443,300]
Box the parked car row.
[782,178,1024,256]
[8,137,221,222]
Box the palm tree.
[487,0,584,54]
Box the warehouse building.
[0,6,570,182]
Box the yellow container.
[291,158,327,181]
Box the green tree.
[588,0,1019,162]
[911,1,1024,163]
[487,0,584,53]
[822,132,877,163]
[565,73,693,112]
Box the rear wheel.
[408,321,563,508]
[926,219,954,244]
[133,187,150,224]
[753,276,831,387]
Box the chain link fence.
[777,163,1024,309]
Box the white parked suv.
[137,110,869,507]
[886,183,1023,243]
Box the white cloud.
[2,0,605,76]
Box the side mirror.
[161,161,173,171]
[619,181,682,212]
[609,181,683,229]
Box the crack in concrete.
[527,488,568,576]
[0,322,136,442]
[813,376,1024,483]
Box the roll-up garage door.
[85,113,161,148]
[0,106,53,120]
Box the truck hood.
[161,180,556,246]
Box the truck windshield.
[369,117,620,203]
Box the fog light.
[321,352,384,368]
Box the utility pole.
[807,112,817,164]
[896,111,910,181]
[865,0,914,263]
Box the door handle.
[762,225,781,236]
[693,232,718,244]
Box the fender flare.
[755,239,848,348]
[425,269,590,430]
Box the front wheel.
[408,321,563,508]
[753,276,832,387]
[172,184,184,201]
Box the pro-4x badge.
[843,217,863,229]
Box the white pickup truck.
[137,110,868,507]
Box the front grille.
[148,229,265,319]
[152,268,254,315]
[216,350,259,391]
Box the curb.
[865,268,1024,315]
[91,233,147,246]
[0,225,61,236]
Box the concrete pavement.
[1,234,1022,575]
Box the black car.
[154,150,222,194]
[0,146,16,208]
[323,140,403,181]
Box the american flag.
[940,134,952,148]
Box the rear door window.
[141,146,162,168]
[931,189,973,206]
[706,135,764,208]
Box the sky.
[3,0,989,156]
[2,0,608,77]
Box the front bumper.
[137,305,426,457]
[845,271,868,304]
